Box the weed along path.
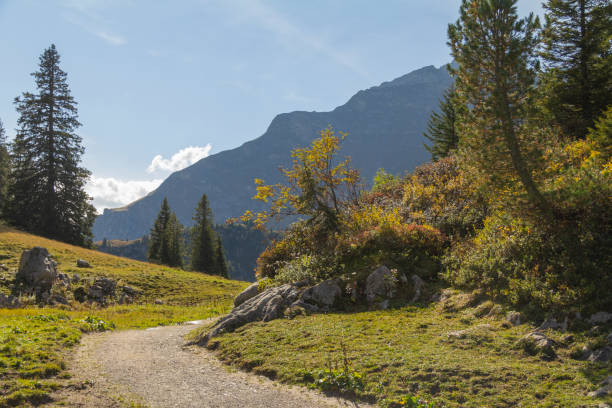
[62,319,370,408]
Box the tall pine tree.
[190,193,218,274]
[214,235,228,278]
[448,0,549,214]
[148,197,171,264]
[0,119,9,219]
[165,212,184,268]
[540,0,611,138]
[9,44,95,246]
[424,85,459,161]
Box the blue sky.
[0,0,544,211]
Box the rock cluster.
[200,265,425,346]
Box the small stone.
[588,384,612,398]
[122,285,140,297]
[76,259,91,268]
[72,274,80,283]
[410,274,425,303]
[562,334,574,344]
[0,264,8,271]
[518,331,556,359]
[537,317,568,331]
[588,347,612,363]
[589,311,612,325]
[154,299,164,305]
[598,403,612,408]
[506,311,522,326]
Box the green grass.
[206,294,612,407]
[0,225,248,407]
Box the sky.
[0,0,544,212]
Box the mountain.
[93,64,453,242]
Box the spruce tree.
[214,235,228,278]
[424,85,459,161]
[9,44,95,245]
[148,197,171,263]
[448,0,549,214]
[0,119,9,219]
[540,0,611,138]
[165,212,184,268]
[190,193,217,274]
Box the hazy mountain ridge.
[93,64,453,241]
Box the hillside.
[93,64,453,241]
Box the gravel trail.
[61,320,371,408]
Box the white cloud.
[95,31,126,46]
[86,177,164,213]
[147,145,212,173]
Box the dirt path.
[58,320,372,408]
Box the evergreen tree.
[540,0,611,138]
[0,119,9,219]
[148,197,171,263]
[9,44,95,246]
[448,0,549,214]
[424,85,459,161]
[190,193,217,274]
[165,212,184,268]
[214,235,228,278]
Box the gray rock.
[118,293,133,305]
[588,384,612,398]
[598,403,612,408]
[365,266,397,304]
[0,293,21,308]
[589,312,612,325]
[506,311,522,326]
[588,347,612,363]
[447,324,493,339]
[518,331,556,359]
[537,317,568,331]
[72,274,80,283]
[200,284,301,345]
[234,283,259,307]
[88,277,117,301]
[410,274,425,303]
[76,259,91,268]
[562,334,574,344]
[0,264,8,271]
[301,279,341,308]
[16,247,58,294]
[122,285,140,297]
[154,299,164,305]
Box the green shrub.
[78,316,115,332]
[337,223,446,280]
[305,368,364,394]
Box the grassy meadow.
[203,292,612,408]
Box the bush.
[337,223,446,280]
[444,211,611,315]
[401,157,488,239]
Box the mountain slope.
[93,64,453,241]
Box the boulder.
[537,317,568,332]
[365,266,397,304]
[88,277,117,302]
[588,376,612,398]
[200,284,301,345]
[234,283,259,307]
[589,312,612,325]
[518,331,556,359]
[410,274,425,303]
[300,279,341,309]
[16,247,58,294]
[76,259,91,268]
[588,347,612,363]
[0,293,21,308]
[506,311,522,326]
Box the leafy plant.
[78,316,115,332]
